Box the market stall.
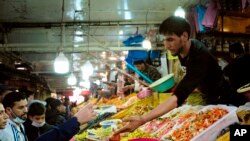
[71,91,249,141]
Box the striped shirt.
[0,119,27,141]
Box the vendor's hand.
[74,103,97,124]
[115,116,145,134]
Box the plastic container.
[137,88,152,99]
[99,119,121,129]
[190,105,239,141]
[149,74,175,92]
[160,105,238,141]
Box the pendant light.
[174,6,185,18]
[142,38,152,49]
[142,11,152,50]
[67,73,77,85]
[54,1,69,74]
[67,53,77,85]
[81,60,94,80]
[81,0,94,81]
[54,52,69,74]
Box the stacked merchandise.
[73,94,155,141]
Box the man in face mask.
[24,100,54,141]
[0,91,28,141]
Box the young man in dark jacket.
[24,101,54,141]
[45,98,66,126]
[116,16,247,134]
[35,103,96,141]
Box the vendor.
[133,60,161,82]
[116,16,247,134]
[131,60,162,92]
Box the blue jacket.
[35,117,80,141]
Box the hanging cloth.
[202,0,219,28]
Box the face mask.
[32,121,45,128]
[10,110,26,124]
[13,116,26,124]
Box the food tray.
[190,105,238,141]
[160,105,238,141]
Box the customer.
[224,42,250,92]
[116,16,247,133]
[0,92,28,141]
[63,97,71,120]
[24,101,54,141]
[0,103,9,129]
[122,72,135,96]
[133,60,162,82]
[45,98,66,126]
[35,103,96,141]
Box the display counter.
[73,93,249,141]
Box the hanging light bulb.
[67,73,77,85]
[174,6,185,18]
[54,52,69,74]
[119,30,123,35]
[81,60,94,80]
[142,38,152,50]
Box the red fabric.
[81,90,90,96]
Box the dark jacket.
[24,121,54,141]
[35,117,80,141]
[223,54,250,91]
[174,39,247,106]
[46,109,66,126]
[140,64,162,82]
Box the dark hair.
[45,97,55,109]
[133,60,145,65]
[159,16,191,38]
[50,99,63,109]
[28,102,46,116]
[229,42,245,55]
[2,91,27,108]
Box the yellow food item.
[216,131,230,141]
[111,108,130,119]
[237,110,250,124]
[116,96,138,109]
[74,131,87,141]
[121,129,155,141]
[98,93,137,106]
[186,92,206,106]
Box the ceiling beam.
[1,21,161,28]
[0,46,165,53]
